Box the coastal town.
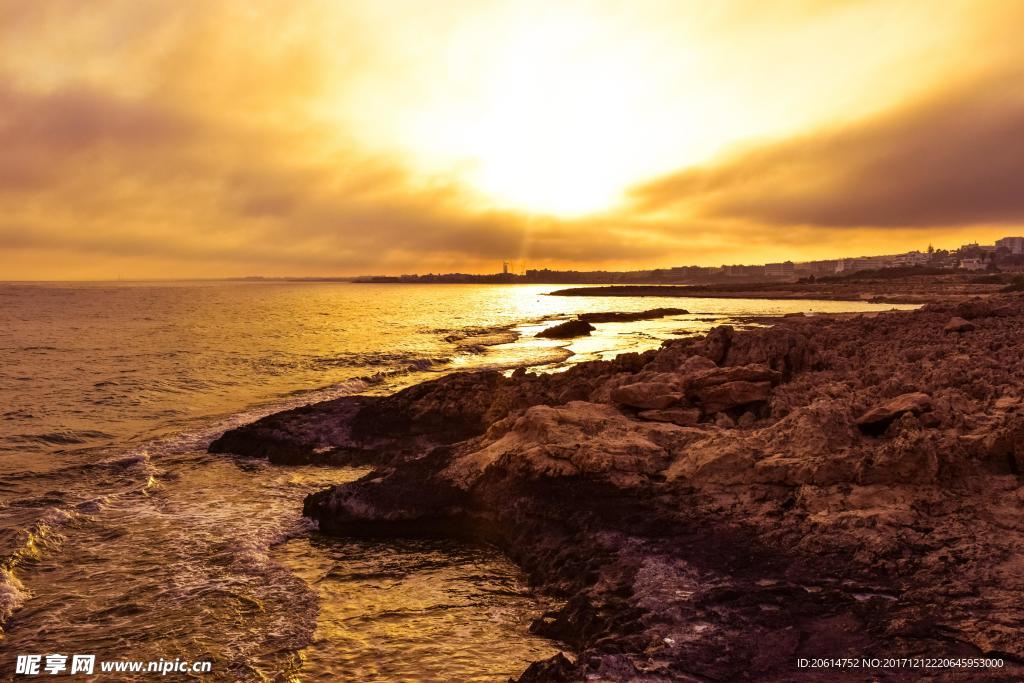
[355,235,1024,285]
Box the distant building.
[958,242,996,255]
[794,259,839,277]
[665,265,719,281]
[835,256,893,273]
[764,261,795,278]
[891,251,930,267]
[959,257,986,271]
[720,264,764,278]
[996,236,1024,255]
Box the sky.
[1,0,1022,279]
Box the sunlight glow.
[437,12,692,216]
[322,2,975,218]
[380,5,718,217]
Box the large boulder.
[721,327,816,378]
[701,325,733,364]
[448,402,681,485]
[537,319,595,338]
[855,392,933,435]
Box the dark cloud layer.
[0,77,674,275]
[632,71,1024,228]
[0,82,192,190]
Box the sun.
[457,59,643,216]
[385,6,704,218]
[453,35,648,216]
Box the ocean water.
[0,281,913,680]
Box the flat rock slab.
[855,392,933,435]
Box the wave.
[0,450,158,486]
[231,515,319,568]
[0,568,28,632]
[0,409,35,420]
[1,505,78,635]
[5,429,115,446]
[90,375,214,393]
[283,360,451,398]
[0,448,161,633]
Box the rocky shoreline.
[211,294,1024,681]
[548,274,1010,305]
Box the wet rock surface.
[536,320,596,338]
[577,307,688,323]
[214,294,1024,681]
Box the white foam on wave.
[0,568,29,630]
[0,450,163,631]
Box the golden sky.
[1,0,1022,279]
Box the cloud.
[0,0,691,278]
[0,82,192,190]
[2,0,1023,278]
[0,74,673,277]
[631,70,1024,229]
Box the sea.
[0,281,914,681]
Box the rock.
[303,446,468,536]
[208,396,372,465]
[995,396,1020,410]
[537,319,595,338]
[442,401,682,485]
[954,299,993,319]
[676,354,718,378]
[701,325,733,364]
[351,370,508,441]
[686,364,782,391]
[696,380,772,413]
[578,308,688,323]
[737,411,756,428]
[714,412,736,428]
[637,407,701,425]
[855,392,933,435]
[610,382,681,410]
[515,653,581,682]
[944,317,975,333]
[721,328,815,378]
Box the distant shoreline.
[546,275,1011,305]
